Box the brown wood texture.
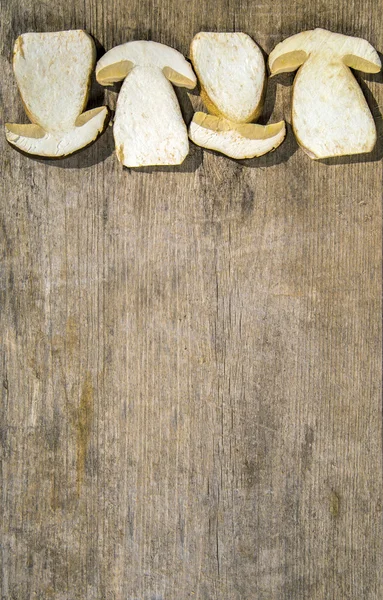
[1,1,382,598]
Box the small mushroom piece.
[189,113,286,159]
[96,41,196,167]
[269,28,381,159]
[188,32,286,159]
[5,31,109,158]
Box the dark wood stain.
[330,490,340,518]
[76,372,94,496]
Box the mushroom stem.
[113,65,190,167]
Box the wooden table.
[1,1,382,598]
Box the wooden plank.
[1,0,382,598]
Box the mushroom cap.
[190,32,266,123]
[5,106,109,158]
[12,30,96,132]
[269,28,381,75]
[189,113,286,159]
[96,40,196,89]
[113,66,189,167]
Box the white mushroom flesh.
[189,113,286,159]
[269,28,381,158]
[6,30,109,157]
[114,66,189,167]
[191,32,266,123]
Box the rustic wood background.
[1,0,382,598]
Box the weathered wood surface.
[1,1,382,598]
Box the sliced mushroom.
[190,32,266,123]
[189,113,286,159]
[269,28,381,159]
[5,31,109,158]
[188,32,286,159]
[96,41,196,167]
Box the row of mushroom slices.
[5,29,381,164]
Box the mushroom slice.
[269,28,381,159]
[5,31,109,158]
[189,31,286,159]
[96,40,196,167]
[190,32,266,123]
[189,113,286,159]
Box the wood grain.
[1,0,382,598]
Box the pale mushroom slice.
[189,31,286,159]
[96,41,196,167]
[269,28,381,159]
[189,113,286,159]
[190,32,266,123]
[5,31,109,158]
